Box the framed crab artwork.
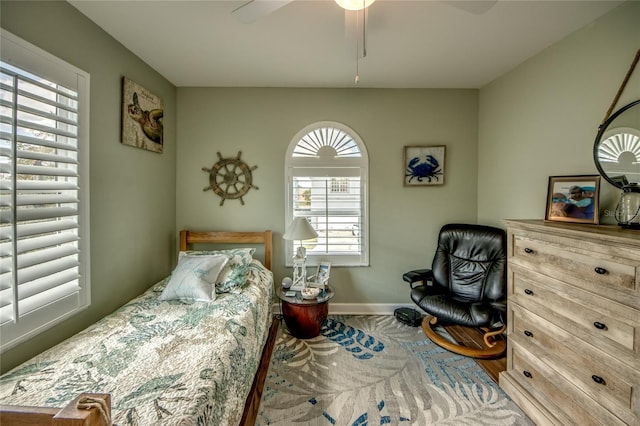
[403,145,445,186]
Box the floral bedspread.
[0,260,273,426]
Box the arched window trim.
[285,121,369,268]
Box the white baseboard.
[272,302,417,316]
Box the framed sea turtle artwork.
[403,145,445,186]
[121,77,164,153]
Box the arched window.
[285,122,369,266]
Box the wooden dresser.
[500,220,640,426]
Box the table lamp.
[283,217,318,291]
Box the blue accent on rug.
[311,399,411,426]
[347,400,411,425]
[402,337,504,401]
[321,317,384,360]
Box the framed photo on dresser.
[545,175,600,224]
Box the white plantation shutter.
[0,30,90,352]
[285,122,369,266]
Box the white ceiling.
[68,0,623,88]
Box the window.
[330,177,350,193]
[0,30,90,352]
[285,122,368,266]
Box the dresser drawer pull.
[524,330,534,337]
[524,248,534,254]
[592,375,606,385]
[593,321,607,330]
[524,289,534,295]
[594,267,607,275]
[523,371,532,379]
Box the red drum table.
[278,285,335,339]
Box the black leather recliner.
[404,223,507,358]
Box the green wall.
[177,88,479,304]
[2,0,638,373]
[0,1,177,373]
[478,0,640,226]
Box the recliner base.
[421,315,506,359]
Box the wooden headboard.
[179,230,272,270]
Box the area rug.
[256,315,533,426]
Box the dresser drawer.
[510,304,639,424]
[510,233,639,307]
[510,265,639,356]
[508,341,627,426]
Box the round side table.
[277,285,335,339]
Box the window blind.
[292,176,362,257]
[0,30,90,352]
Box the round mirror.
[594,99,640,188]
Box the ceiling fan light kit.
[335,0,376,11]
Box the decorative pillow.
[183,248,256,294]
[158,253,228,302]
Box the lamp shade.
[335,0,375,11]
[283,217,318,241]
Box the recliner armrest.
[403,269,433,286]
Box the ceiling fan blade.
[231,0,295,24]
[444,0,497,15]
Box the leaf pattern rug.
[256,315,533,426]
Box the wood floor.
[443,324,506,384]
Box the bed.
[0,230,276,426]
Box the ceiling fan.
[231,0,498,24]
[231,0,497,83]
[233,0,381,83]
[232,0,296,24]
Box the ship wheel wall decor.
[202,151,258,206]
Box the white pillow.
[159,253,228,302]
[183,248,256,294]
